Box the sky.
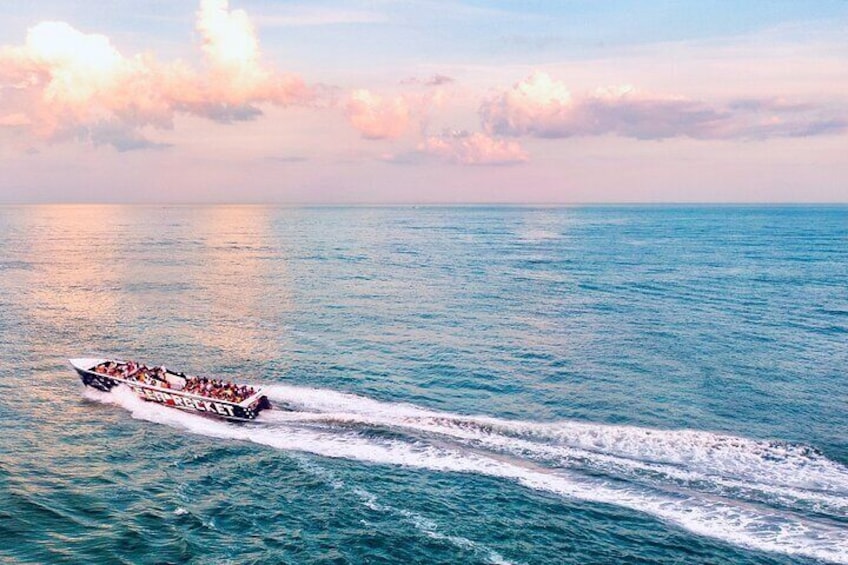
[0,0,846,203]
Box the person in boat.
[91,361,255,402]
[170,373,252,402]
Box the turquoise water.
[0,205,846,564]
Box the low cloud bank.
[481,72,846,141]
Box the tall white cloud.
[0,0,311,150]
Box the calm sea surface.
[0,205,846,564]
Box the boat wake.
[84,384,848,564]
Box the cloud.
[479,71,573,138]
[400,74,455,87]
[344,78,455,141]
[481,71,847,141]
[196,0,267,96]
[0,113,31,127]
[0,0,311,150]
[86,121,173,152]
[417,130,527,165]
[426,74,455,87]
[345,89,411,139]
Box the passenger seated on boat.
[183,376,203,395]
[179,375,252,402]
[107,362,122,376]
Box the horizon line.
[0,201,846,207]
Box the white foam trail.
[261,400,848,520]
[84,385,848,564]
[264,384,848,495]
[290,411,848,515]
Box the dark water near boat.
[0,205,846,564]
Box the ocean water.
[0,204,846,565]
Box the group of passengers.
[94,361,172,388]
[183,376,255,403]
[94,361,125,377]
[94,361,255,402]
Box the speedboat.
[70,357,271,421]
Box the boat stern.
[238,388,272,419]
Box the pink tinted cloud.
[0,112,31,127]
[344,89,411,139]
[0,0,311,150]
[345,77,455,140]
[418,131,527,165]
[400,74,455,86]
[481,71,847,141]
[192,0,308,108]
